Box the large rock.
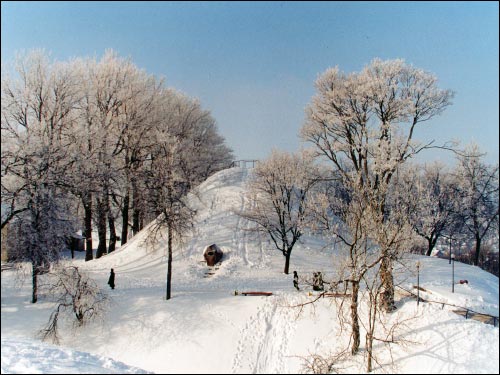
[203,244,223,266]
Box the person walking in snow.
[108,268,115,290]
[293,271,300,291]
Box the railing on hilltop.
[230,160,259,168]
[396,285,499,327]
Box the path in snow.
[231,295,296,373]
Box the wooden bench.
[235,291,273,296]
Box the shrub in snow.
[38,266,109,344]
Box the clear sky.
[2,1,499,165]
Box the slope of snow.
[0,337,150,374]
[1,167,498,374]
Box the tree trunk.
[474,234,481,266]
[366,333,374,372]
[132,181,140,235]
[121,192,129,246]
[379,255,395,312]
[350,280,360,354]
[107,190,116,253]
[139,213,144,231]
[425,238,434,256]
[284,250,291,275]
[166,220,173,300]
[95,196,107,258]
[108,215,116,253]
[83,194,93,261]
[132,208,140,235]
[31,261,39,303]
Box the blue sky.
[2,1,498,164]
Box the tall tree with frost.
[308,178,368,355]
[307,168,416,360]
[91,51,133,258]
[243,150,319,274]
[145,90,233,300]
[75,51,142,258]
[302,58,453,311]
[454,144,499,266]
[114,70,160,245]
[7,187,76,303]
[1,50,79,301]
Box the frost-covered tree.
[2,50,81,228]
[453,145,499,266]
[242,150,320,274]
[2,49,233,282]
[144,89,233,300]
[114,70,160,246]
[177,117,234,187]
[308,167,416,358]
[302,58,453,311]
[308,179,368,355]
[6,186,76,303]
[2,50,80,302]
[406,162,457,256]
[85,51,139,258]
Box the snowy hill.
[1,167,499,374]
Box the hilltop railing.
[396,285,499,327]
[230,160,259,168]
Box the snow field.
[2,167,498,374]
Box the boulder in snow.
[203,244,223,266]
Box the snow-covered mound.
[1,167,499,374]
[1,337,150,374]
[78,167,335,291]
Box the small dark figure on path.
[108,268,115,290]
[293,271,300,291]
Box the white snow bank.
[0,337,151,374]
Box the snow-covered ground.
[1,167,498,374]
[0,337,150,374]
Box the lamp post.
[449,235,452,264]
[451,254,455,293]
[416,261,421,307]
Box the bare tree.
[2,49,233,289]
[38,266,108,344]
[241,150,320,274]
[115,71,160,246]
[302,58,453,311]
[453,144,499,266]
[1,50,81,228]
[2,50,81,302]
[309,180,385,356]
[306,171,417,369]
[6,186,76,303]
[144,90,232,300]
[404,162,458,256]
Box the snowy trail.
[231,295,297,374]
